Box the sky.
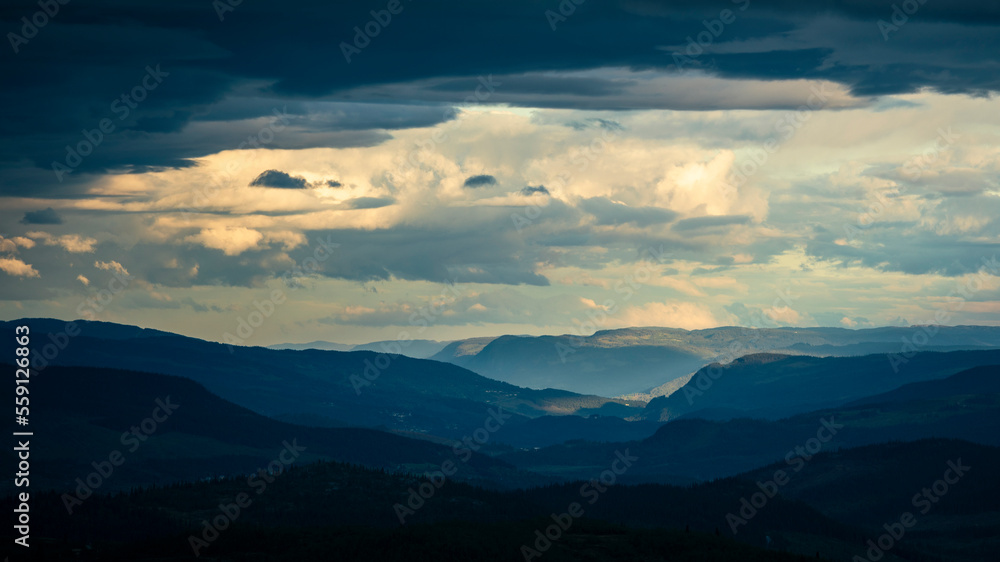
[1,0,999,346]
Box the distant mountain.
[5,319,642,445]
[269,340,355,351]
[2,364,546,495]
[641,349,1000,422]
[270,338,452,358]
[430,325,1000,396]
[432,332,707,396]
[502,365,1000,483]
[350,339,452,358]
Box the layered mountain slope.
[431,326,1000,396]
[6,319,641,442]
[503,365,1000,483]
[642,350,1000,422]
[3,363,547,494]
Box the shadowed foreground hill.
[735,439,1000,562]
[10,457,853,561]
[641,350,1000,422]
[9,440,992,561]
[503,366,1000,483]
[845,364,1000,407]
[5,319,641,443]
[2,364,548,494]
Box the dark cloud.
[298,217,553,286]
[521,185,550,196]
[463,174,497,188]
[326,180,343,188]
[249,170,308,189]
[806,227,1000,278]
[180,296,224,313]
[567,118,625,131]
[431,75,626,97]
[1,0,998,199]
[21,207,63,225]
[343,197,395,210]
[673,215,752,232]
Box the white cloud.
[616,301,728,330]
[95,260,130,277]
[0,257,39,278]
[27,232,97,253]
[186,227,265,256]
[12,236,35,249]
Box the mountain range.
[430,326,1000,396]
[4,317,999,561]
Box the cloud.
[77,275,90,286]
[521,185,550,196]
[672,215,752,232]
[724,301,804,328]
[463,174,498,188]
[0,0,998,200]
[297,222,552,287]
[579,197,678,226]
[186,227,264,256]
[0,258,40,278]
[840,316,875,328]
[95,260,130,277]
[21,207,63,225]
[567,118,624,131]
[11,237,35,249]
[326,180,343,188]
[27,232,97,253]
[617,301,727,330]
[249,170,309,189]
[342,197,396,210]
